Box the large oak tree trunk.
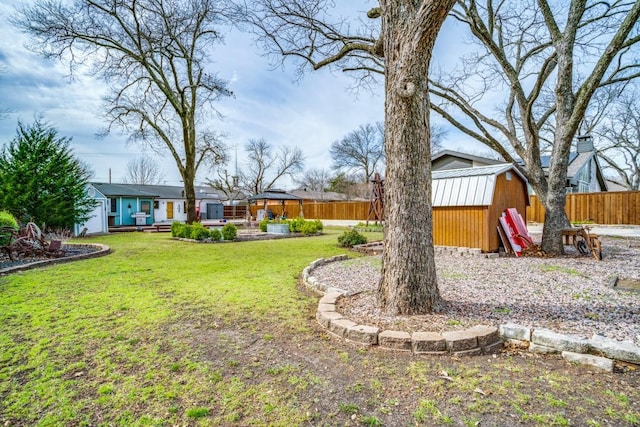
[377,1,455,315]
[539,31,576,254]
[539,131,573,254]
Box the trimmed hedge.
[210,228,222,241]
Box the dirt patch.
[168,298,640,426]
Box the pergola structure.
[248,189,304,219]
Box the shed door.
[82,200,106,234]
[167,202,174,220]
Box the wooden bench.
[562,227,602,260]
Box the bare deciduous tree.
[430,0,640,253]
[331,122,447,182]
[592,87,640,190]
[14,0,232,223]
[240,138,305,194]
[206,168,242,201]
[123,157,164,185]
[241,0,456,314]
[330,122,384,182]
[295,168,332,192]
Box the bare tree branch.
[330,122,384,181]
[123,156,164,185]
[238,138,305,194]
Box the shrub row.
[258,217,323,235]
[171,222,237,241]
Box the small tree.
[326,172,366,199]
[0,119,96,230]
[330,122,447,182]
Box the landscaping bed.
[313,235,640,345]
[0,243,109,274]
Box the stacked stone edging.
[315,289,502,356]
[501,323,640,371]
[304,256,640,372]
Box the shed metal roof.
[432,164,526,207]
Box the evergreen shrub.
[221,223,237,240]
[0,210,19,245]
[337,230,368,247]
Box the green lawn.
[1,229,639,427]
[0,230,356,425]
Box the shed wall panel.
[433,206,487,251]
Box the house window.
[110,198,117,213]
[506,172,512,181]
[141,201,151,214]
[153,201,159,209]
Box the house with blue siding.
[77,183,229,233]
[91,183,158,227]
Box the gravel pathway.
[311,234,640,345]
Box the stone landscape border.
[0,243,111,275]
[303,255,640,372]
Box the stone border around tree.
[302,255,640,372]
[0,243,111,275]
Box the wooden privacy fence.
[247,191,640,226]
[223,205,248,219]
[527,191,640,225]
[249,201,370,221]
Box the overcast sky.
[0,1,483,188]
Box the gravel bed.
[311,234,640,345]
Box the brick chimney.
[576,135,594,153]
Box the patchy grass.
[1,229,639,426]
[539,264,583,276]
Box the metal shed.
[431,164,529,252]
